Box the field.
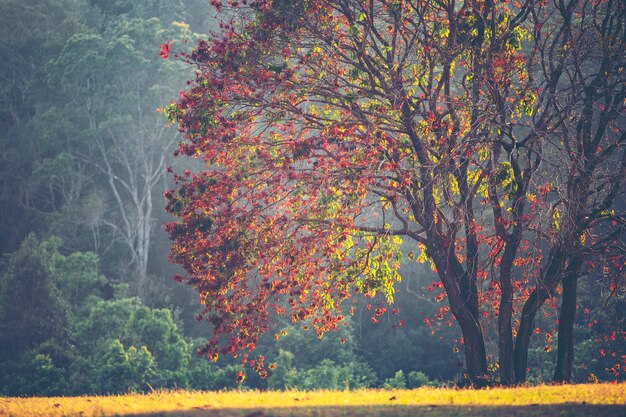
[1,383,626,417]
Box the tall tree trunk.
[514,288,548,383]
[497,228,524,385]
[553,265,581,382]
[457,310,488,385]
[433,251,489,384]
[498,268,514,384]
[514,247,565,383]
[434,249,488,385]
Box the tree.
[92,339,154,394]
[165,0,624,384]
[0,0,85,254]
[73,294,191,390]
[47,16,196,298]
[512,0,626,383]
[0,235,69,361]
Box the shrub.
[91,339,154,394]
[267,349,299,390]
[383,370,407,389]
[297,359,377,390]
[407,371,430,388]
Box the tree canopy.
[166,0,625,385]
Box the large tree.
[165,0,624,384]
[526,0,626,383]
[47,14,197,298]
[0,0,84,253]
[0,235,69,361]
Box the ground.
[1,383,625,417]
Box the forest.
[0,0,624,396]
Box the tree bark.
[498,266,515,384]
[457,309,488,385]
[433,247,488,385]
[427,214,488,384]
[497,228,524,385]
[513,288,546,383]
[514,247,565,383]
[553,269,580,382]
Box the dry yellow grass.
[1,383,625,417]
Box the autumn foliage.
[165,0,625,385]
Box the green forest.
[0,0,624,396]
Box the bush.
[297,359,377,390]
[383,370,406,389]
[91,339,154,394]
[407,371,430,388]
[267,349,299,390]
[341,361,378,389]
[187,359,247,391]
[1,351,69,396]
[299,359,342,390]
[124,306,190,387]
[74,296,191,390]
[0,235,69,361]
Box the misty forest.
[0,0,624,397]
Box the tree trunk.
[497,232,522,385]
[514,246,565,383]
[457,310,489,385]
[514,288,547,383]
[431,246,488,385]
[449,260,488,385]
[498,272,514,384]
[553,271,579,382]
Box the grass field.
[1,383,625,417]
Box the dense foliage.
[165,0,625,386]
[0,0,452,395]
[0,0,624,395]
